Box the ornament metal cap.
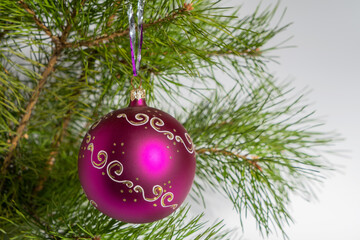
[129,87,146,107]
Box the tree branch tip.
[184,3,194,11]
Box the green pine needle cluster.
[0,0,334,239]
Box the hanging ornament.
[78,1,196,223]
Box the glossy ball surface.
[78,98,196,223]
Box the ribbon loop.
[127,0,146,77]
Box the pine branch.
[33,115,71,193]
[1,52,60,174]
[106,1,121,27]
[2,65,10,75]
[34,52,96,193]
[1,1,86,175]
[185,81,333,237]
[18,0,60,45]
[1,30,10,75]
[64,4,192,48]
[11,199,230,239]
[0,29,9,41]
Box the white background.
[202,0,360,239]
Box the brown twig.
[2,65,10,75]
[34,52,96,193]
[1,1,86,175]
[18,0,60,45]
[64,6,191,48]
[196,147,263,171]
[33,114,71,193]
[106,1,121,27]
[1,52,60,174]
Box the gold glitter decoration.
[115,112,194,154]
[107,160,134,188]
[150,117,174,140]
[117,113,149,126]
[87,143,107,169]
[175,133,194,154]
[133,185,163,202]
[130,87,146,101]
[161,193,178,209]
[86,133,91,143]
[91,119,102,130]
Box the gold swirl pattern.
[91,118,102,130]
[107,160,134,188]
[175,133,194,154]
[161,192,178,209]
[113,112,193,153]
[133,185,163,202]
[86,133,91,143]
[96,150,108,167]
[117,113,149,126]
[87,143,107,169]
[150,117,174,140]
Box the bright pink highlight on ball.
[140,140,169,175]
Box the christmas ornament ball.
[78,89,196,223]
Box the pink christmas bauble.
[78,89,196,223]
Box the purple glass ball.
[78,96,196,223]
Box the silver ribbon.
[127,0,146,76]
